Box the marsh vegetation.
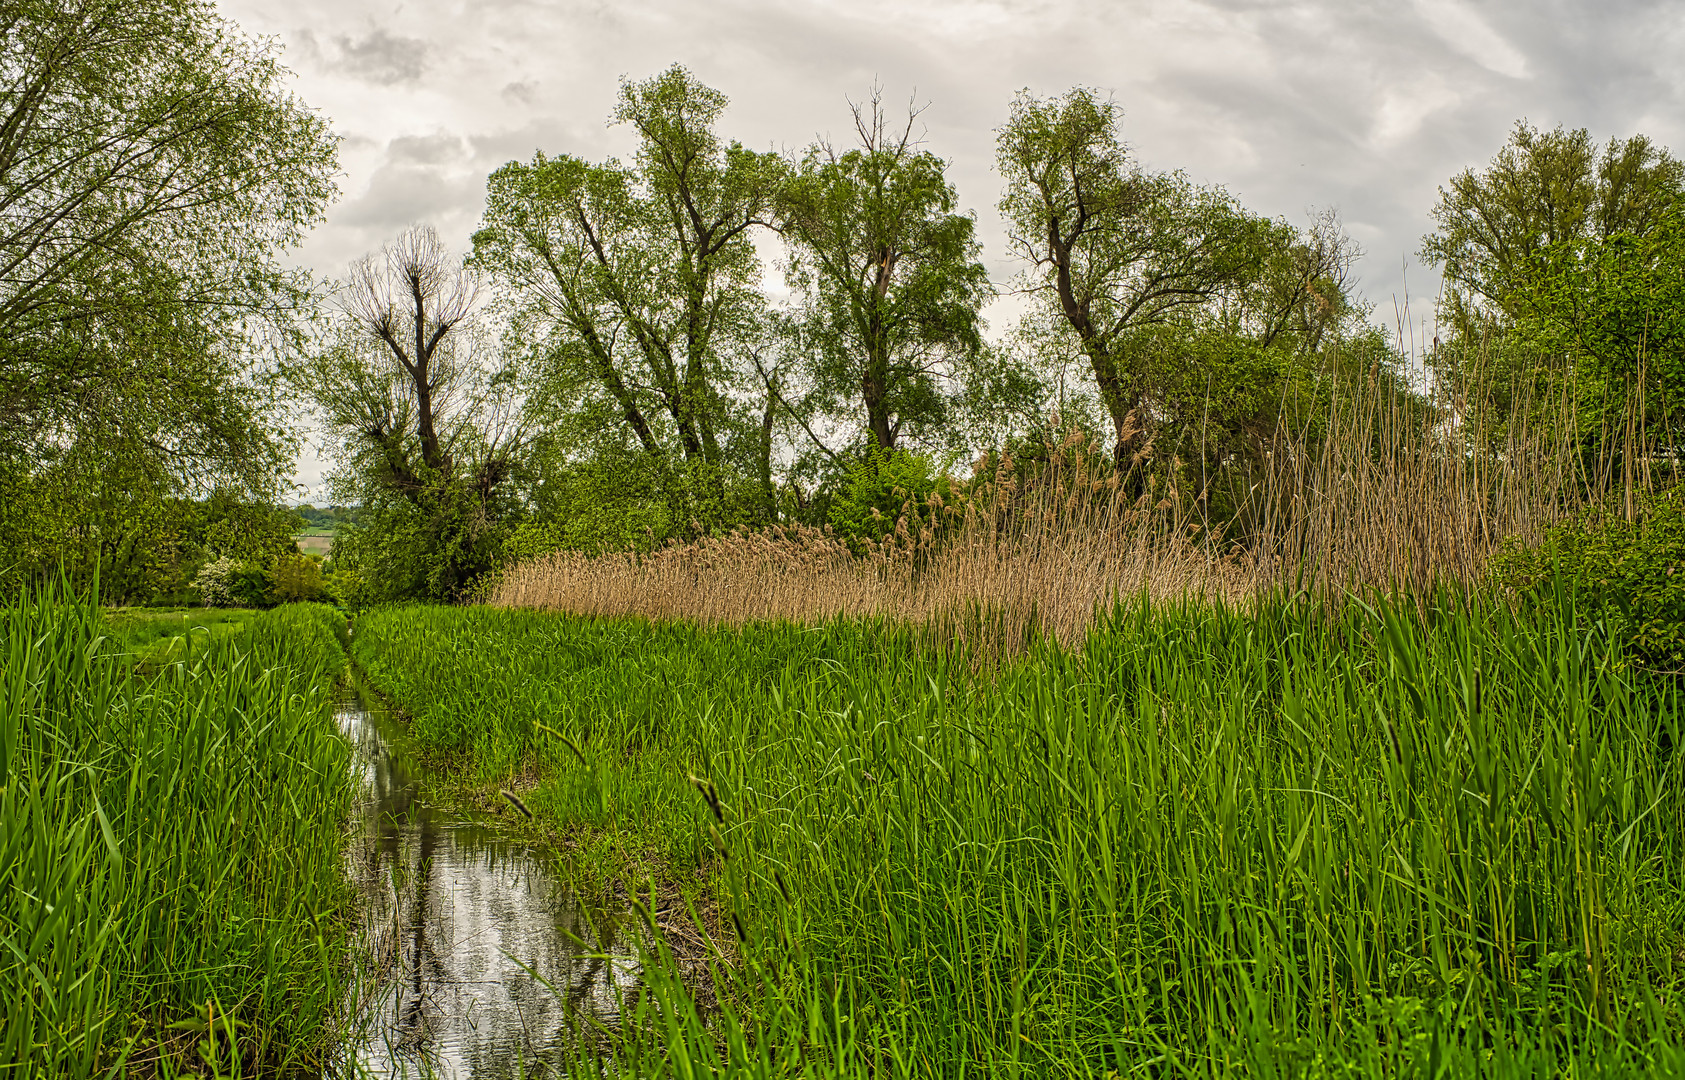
[5,1,1685,1076]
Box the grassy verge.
[2,592,355,1076]
[100,606,261,670]
[353,593,1685,1076]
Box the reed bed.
[491,508,1237,656]
[493,375,1588,645]
[353,594,1685,1076]
[0,592,355,1076]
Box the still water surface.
[336,696,640,1078]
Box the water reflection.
[337,698,639,1078]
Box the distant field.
[296,531,334,555]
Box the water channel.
[335,692,642,1078]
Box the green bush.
[269,551,327,603]
[1491,483,1685,667]
[827,447,955,549]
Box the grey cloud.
[337,137,476,231]
[292,25,431,85]
[470,120,620,168]
[289,23,430,84]
[388,134,470,165]
[338,169,467,229]
[336,27,429,84]
[502,80,538,105]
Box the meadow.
[1,594,356,1076]
[99,607,261,669]
[352,589,1685,1077]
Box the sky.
[211,0,1685,501]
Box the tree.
[777,92,991,455]
[289,225,528,600]
[268,551,325,603]
[997,87,1277,467]
[0,1,336,598]
[1422,122,1685,486]
[0,0,336,477]
[338,225,487,494]
[474,65,785,527]
[1424,122,1682,325]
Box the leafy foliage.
[997,88,1368,472]
[826,446,954,548]
[1492,484,1685,667]
[778,95,994,453]
[0,0,337,597]
[1423,121,1685,466]
[474,67,783,496]
[269,551,327,603]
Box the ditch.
[334,687,642,1078]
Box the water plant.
[353,590,1685,1075]
[0,591,355,1075]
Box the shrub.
[1491,483,1685,667]
[269,551,327,603]
[827,447,955,550]
[191,554,241,607]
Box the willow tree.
[290,226,528,600]
[1422,122,1685,482]
[0,0,337,595]
[997,87,1277,467]
[474,65,786,528]
[777,93,991,457]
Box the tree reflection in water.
[338,700,641,1078]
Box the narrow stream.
[335,693,641,1078]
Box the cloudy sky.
[213,0,1685,499]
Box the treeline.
[2,2,1681,604]
[296,505,356,530]
[292,71,1399,601]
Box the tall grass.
[99,606,260,670]
[354,593,1685,1075]
[0,592,355,1076]
[492,371,1588,647]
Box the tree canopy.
[1422,122,1685,484]
[17,20,1683,601]
[0,0,337,596]
[777,93,992,455]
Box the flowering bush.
[192,555,243,607]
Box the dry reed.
[492,364,1598,648]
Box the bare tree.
[341,225,482,483]
[289,224,531,599]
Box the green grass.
[353,591,1685,1077]
[101,606,260,669]
[2,592,356,1076]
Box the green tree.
[996,87,1281,467]
[1422,122,1685,486]
[826,445,955,551]
[268,551,325,603]
[777,92,992,455]
[288,226,529,600]
[0,0,337,596]
[1424,122,1682,325]
[474,65,785,531]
